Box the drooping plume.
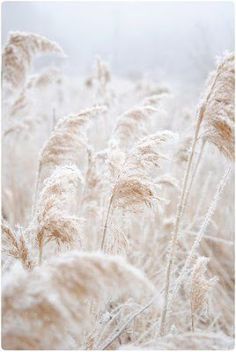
[38,106,107,186]
[110,106,158,150]
[2,31,65,95]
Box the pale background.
[2,1,234,89]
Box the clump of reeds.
[159,52,234,336]
[1,29,234,351]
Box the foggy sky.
[2,1,234,86]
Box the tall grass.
[1,32,235,350]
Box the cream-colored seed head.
[201,53,235,161]
[2,31,65,93]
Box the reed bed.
[1,31,235,350]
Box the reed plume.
[167,164,231,327]
[112,131,176,209]
[37,106,106,185]
[3,67,64,139]
[31,165,84,264]
[1,220,34,270]
[110,106,158,150]
[101,131,177,250]
[2,251,156,350]
[143,93,168,107]
[81,147,100,202]
[190,257,217,331]
[2,31,65,94]
[201,53,235,161]
[94,56,111,94]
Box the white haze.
[2,1,234,92]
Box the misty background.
[2,1,234,92]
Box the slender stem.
[78,148,92,212]
[101,194,114,250]
[191,312,195,332]
[189,171,212,229]
[159,115,202,336]
[38,229,44,265]
[159,66,221,336]
[169,165,231,312]
[33,163,42,217]
[183,139,206,212]
[33,109,56,217]
[101,295,156,350]
[191,291,195,332]
[38,239,43,265]
[52,108,56,130]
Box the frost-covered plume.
[101,131,177,250]
[2,31,65,97]
[190,257,217,331]
[37,106,107,190]
[159,53,235,336]
[110,106,159,150]
[2,252,156,350]
[4,67,64,137]
[200,53,235,161]
[31,165,84,263]
[2,220,34,270]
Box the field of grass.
[1,31,235,350]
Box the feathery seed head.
[2,31,65,94]
[191,257,217,316]
[2,252,156,349]
[200,53,235,161]
[33,165,84,256]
